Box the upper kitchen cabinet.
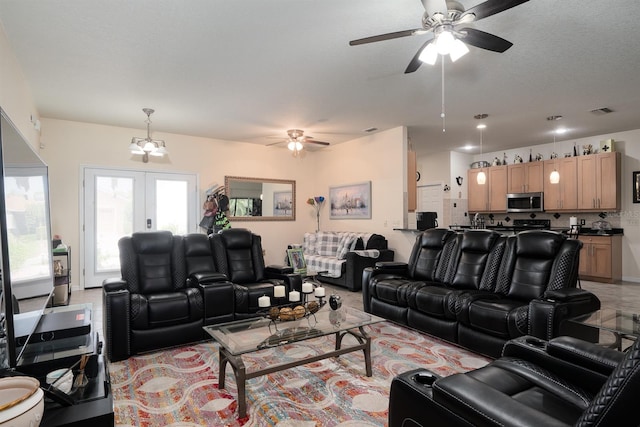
[543,157,578,211]
[507,162,544,193]
[468,165,507,212]
[577,152,621,211]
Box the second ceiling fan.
[269,129,330,156]
[349,0,529,73]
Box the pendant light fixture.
[549,131,560,184]
[129,108,168,163]
[476,121,487,185]
[547,115,564,184]
[475,114,488,185]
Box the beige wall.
[37,118,408,288]
[0,25,40,149]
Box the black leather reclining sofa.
[103,229,301,362]
[362,228,601,358]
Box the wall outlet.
[580,219,586,225]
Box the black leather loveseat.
[103,229,301,361]
[362,229,600,358]
[389,335,640,426]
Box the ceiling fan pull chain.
[441,58,446,132]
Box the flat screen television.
[0,107,55,369]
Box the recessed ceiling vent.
[590,107,614,115]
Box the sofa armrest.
[343,249,394,292]
[375,261,409,271]
[529,289,601,341]
[502,335,621,393]
[546,336,623,375]
[265,265,294,275]
[265,269,301,293]
[187,272,229,287]
[197,279,235,324]
[103,277,128,293]
[102,284,130,362]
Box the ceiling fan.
[349,0,529,73]
[268,129,330,156]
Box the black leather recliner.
[210,228,302,319]
[407,230,506,343]
[389,335,640,426]
[456,230,590,357]
[103,231,229,362]
[362,228,457,324]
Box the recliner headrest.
[130,231,174,254]
[220,228,253,249]
[516,230,565,258]
[184,233,211,256]
[419,228,454,249]
[461,230,500,252]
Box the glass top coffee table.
[204,306,384,418]
[570,309,640,350]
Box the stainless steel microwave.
[506,192,544,213]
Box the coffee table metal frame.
[204,307,383,418]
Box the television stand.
[15,304,114,426]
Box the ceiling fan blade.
[463,0,529,21]
[459,28,513,52]
[266,140,286,147]
[404,36,435,74]
[306,139,330,146]
[349,29,423,46]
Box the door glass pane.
[4,174,50,281]
[95,176,133,272]
[155,180,188,234]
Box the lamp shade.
[549,169,560,184]
[435,30,455,55]
[418,42,438,65]
[449,39,469,62]
[129,141,144,155]
[477,170,486,185]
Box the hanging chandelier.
[129,108,168,163]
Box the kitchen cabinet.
[507,162,544,193]
[543,157,578,211]
[468,165,507,212]
[578,235,622,283]
[408,150,417,212]
[577,152,621,210]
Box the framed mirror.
[225,176,295,221]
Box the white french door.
[82,167,198,288]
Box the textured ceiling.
[1,0,639,156]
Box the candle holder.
[302,289,314,304]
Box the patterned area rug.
[110,322,490,426]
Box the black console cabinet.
[16,305,114,426]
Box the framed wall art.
[633,171,640,203]
[329,181,371,219]
[273,191,293,216]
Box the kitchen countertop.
[558,227,624,236]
